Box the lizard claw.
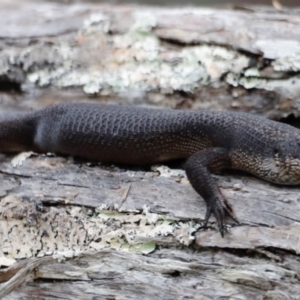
[202,197,239,237]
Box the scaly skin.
[1,102,300,236]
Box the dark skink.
[2,102,300,236]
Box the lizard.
[1,102,300,236]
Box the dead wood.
[0,1,300,299]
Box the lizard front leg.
[185,147,238,236]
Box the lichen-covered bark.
[1,1,300,299]
[1,1,300,118]
[0,153,300,298]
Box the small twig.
[272,0,283,10]
[119,184,131,209]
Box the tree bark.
[0,1,300,299]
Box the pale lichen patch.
[3,10,251,97]
[82,13,111,34]
[0,195,198,261]
[11,152,36,167]
[272,56,300,72]
[151,165,186,178]
[0,256,16,267]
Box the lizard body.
[2,102,300,236]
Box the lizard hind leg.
[184,147,239,237]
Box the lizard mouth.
[274,158,300,185]
[258,157,300,185]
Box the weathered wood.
[1,1,300,118]
[1,1,300,299]
[1,249,300,300]
[0,153,300,298]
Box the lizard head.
[264,137,300,185]
[229,115,300,185]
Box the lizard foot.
[202,197,239,237]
